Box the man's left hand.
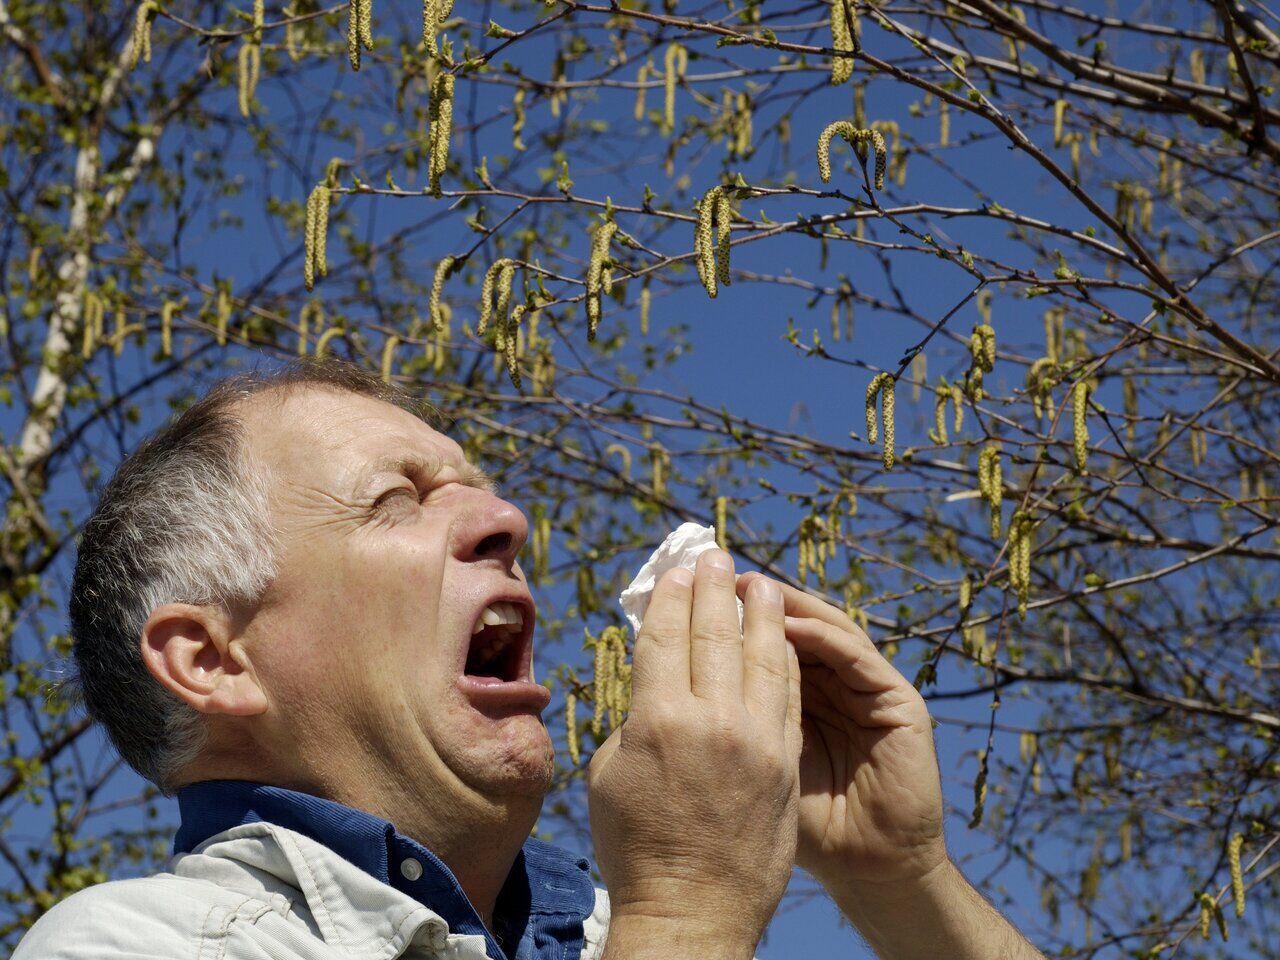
[736,573,947,897]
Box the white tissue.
[618,522,746,636]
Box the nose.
[454,493,528,568]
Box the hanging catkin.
[422,0,454,57]
[1006,511,1033,618]
[303,182,331,291]
[505,303,525,389]
[160,298,185,357]
[428,73,455,197]
[295,300,316,355]
[634,62,651,121]
[128,1,157,71]
[978,444,1002,538]
[693,186,733,299]
[565,690,580,765]
[478,258,515,336]
[586,219,618,340]
[829,0,856,86]
[930,383,949,444]
[429,256,455,332]
[348,0,373,70]
[864,372,895,470]
[663,43,687,135]
[715,495,727,548]
[817,121,886,190]
[1229,833,1245,917]
[237,41,262,118]
[1073,381,1090,472]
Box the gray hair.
[66,357,436,795]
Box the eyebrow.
[357,453,498,496]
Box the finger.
[737,571,857,634]
[784,634,803,766]
[628,566,693,711]
[783,615,908,694]
[741,575,789,725]
[689,549,745,702]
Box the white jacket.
[12,820,612,960]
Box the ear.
[140,604,268,717]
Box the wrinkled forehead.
[236,386,465,492]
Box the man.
[15,358,1045,960]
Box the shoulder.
[10,874,246,959]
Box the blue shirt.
[173,780,596,960]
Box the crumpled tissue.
[618,522,745,636]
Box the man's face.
[237,387,553,806]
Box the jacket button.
[400,858,424,881]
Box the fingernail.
[703,549,734,573]
[668,567,694,587]
[749,577,782,606]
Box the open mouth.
[464,600,529,682]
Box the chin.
[449,714,556,799]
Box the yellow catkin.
[423,0,453,57]
[865,372,895,470]
[910,351,926,402]
[639,280,651,335]
[478,258,515,336]
[1190,48,1206,85]
[605,443,632,478]
[1198,894,1213,939]
[959,575,971,612]
[160,299,184,357]
[237,42,261,118]
[1053,99,1067,146]
[979,445,1002,538]
[380,336,399,383]
[1073,381,1090,472]
[951,384,964,434]
[297,300,322,356]
[650,445,667,499]
[215,288,230,346]
[429,256,455,332]
[313,325,343,358]
[714,190,732,288]
[663,44,687,135]
[715,495,727,548]
[1026,357,1054,419]
[817,121,886,190]
[586,220,618,340]
[930,384,948,444]
[1008,511,1033,618]
[565,691,580,765]
[939,100,950,147]
[304,183,330,291]
[428,73,455,197]
[81,293,103,359]
[634,63,650,121]
[591,635,608,735]
[694,185,730,299]
[128,1,156,71]
[348,0,361,70]
[829,0,855,86]
[511,88,527,151]
[1229,833,1245,917]
[505,303,525,389]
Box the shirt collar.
[174,780,594,960]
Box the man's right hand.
[587,550,802,960]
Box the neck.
[188,729,544,927]
[282,766,539,928]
